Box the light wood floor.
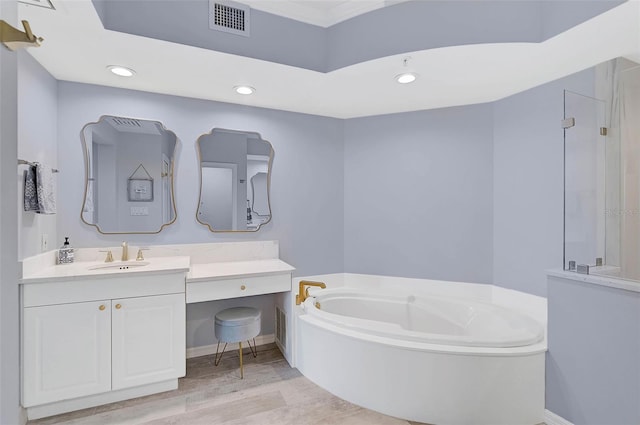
[28,344,428,425]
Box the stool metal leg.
[214,341,228,366]
[239,341,244,379]
[239,339,257,379]
[247,338,258,358]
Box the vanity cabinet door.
[23,300,112,407]
[111,293,185,390]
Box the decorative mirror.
[80,115,178,234]
[196,128,273,232]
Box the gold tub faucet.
[296,280,326,305]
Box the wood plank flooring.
[28,344,427,425]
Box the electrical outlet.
[41,234,48,252]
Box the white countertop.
[187,259,295,283]
[547,269,640,293]
[21,256,191,284]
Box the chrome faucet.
[121,241,128,261]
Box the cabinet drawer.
[186,273,291,303]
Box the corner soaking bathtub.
[294,275,546,425]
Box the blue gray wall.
[342,68,596,294]
[1,1,21,423]
[492,68,596,297]
[540,0,625,39]
[547,275,640,424]
[18,52,58,260]
[343,105,494,284]
[56,82,345,278]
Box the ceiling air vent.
[209,0,250,37]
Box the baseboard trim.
[186,334,276,359]
[544,409,574,425]
[26,380,177,420]
[19,406,28,425]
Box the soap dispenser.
[57,237,74,264]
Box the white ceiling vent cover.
[209,0,250,37]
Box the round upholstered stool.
[214,307,261,379]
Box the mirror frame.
[79,115,180,235]
[195,128,274,233]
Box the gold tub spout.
[296,280,326,305]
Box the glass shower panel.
[563,90,606,271]
[619,65,640,280]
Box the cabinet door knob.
[240,285,246,290]
[99,304,106,311]
[115,304,122,309]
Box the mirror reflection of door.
[199,163,238,230]
[196,128,273,232]
[250,172,269,215]
[247,154,270,229]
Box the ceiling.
[18,0,640,119]
[239,0,408,27]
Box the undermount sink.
[88,261,150,271]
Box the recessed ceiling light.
[395,72,417,84]
[107,65,135,77]
[234,85,255,95]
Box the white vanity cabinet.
[111,293,185,390]
[23,299,112,406]
[21,271,187,415]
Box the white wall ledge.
[547,269,640,293]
